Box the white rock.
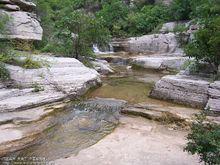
[91,59,114,75]
[0,55,101,112]
[0,10,43,40]
[1,4,20,11]
[206,81,220,112]
[150,75,210,108]
[128,33,182,53]
[132,56,189,70]
[112,33,182,54]
[159,22,177,33]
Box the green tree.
[185,0,220,73]
[185,113,220,165]
[170,0,191,21]
[96,0,129,37]
[55,10,110,59]
[126,5,170,35]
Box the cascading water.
[93,44,114,55]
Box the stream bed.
[3,63,177,164]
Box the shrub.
[170,0,191,21]
[55,10,110,59]
[96,0,129,37]
[184,0,220,73]
[0,62,10,81]
[185,113,220,165]
[21,56,42,69]
[185,18,220,73]
[126,5,170,35]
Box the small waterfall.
[93,44,114,55]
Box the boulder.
[150,75,210,108]
[0,55,101,112]
[159,22,177,33]
[91,59,114,75]
[132,56,189,70]
[112,33,182,54]
[159,21,189,34]
[0,10,43,40]
[206,81,220,112]
[0,0,43,41]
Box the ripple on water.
[9,100,123,161]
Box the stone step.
[121,103,201,127]
[0,90,66,113]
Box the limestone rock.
[160,22,177,33]
[132,56,189,70]
[1,4,20,11]
[122,103,200,125]
[150,75,210,108]
[112,33,182,54]
[91,59,114,75]
[0,10,43,40]
[0,55,101,112]
[10,0,36,12]
[159,21,189,34]
[206,81,220,112]
[0,0,43,41]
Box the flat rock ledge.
[131,55,190,71]
[112,33,183,54]
[0,55,101,113]
[121,102,201,128]
[150,75,220,112]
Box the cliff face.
[0,0,43,40]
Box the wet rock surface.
[54,116,201,165]
[0,98,125,162]
[91,59,114,75]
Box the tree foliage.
[185,0,220,71]
[185,113,220,165]
[55,10,110,58]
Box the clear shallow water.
[87,64,177,106]
[8,100,122,161]
[5,62,176,163]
